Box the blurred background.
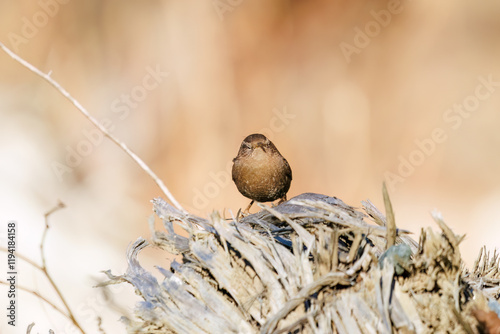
[1,0,500,332]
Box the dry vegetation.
[102,193,500,333]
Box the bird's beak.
[254,142,266,152]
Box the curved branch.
[0,42,186,213]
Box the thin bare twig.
[0,202,86,332]
[26,322,35,334]
[0,247,42,270]
[39,202,85,334]
[0,42,186,213]
[0,280,67,319]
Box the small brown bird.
[232,134,292,213]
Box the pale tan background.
[1,1,500,333]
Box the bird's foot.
[236,200,254,220]
[274,196,287,206]
[243,200,254,214]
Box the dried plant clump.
[101,193,500,333]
